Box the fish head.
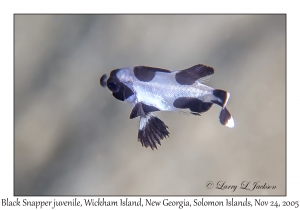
[100,68,135,102]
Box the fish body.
[100,64,234,149]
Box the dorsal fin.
[133,66,171,82]
[130,102,160,119]
[175,64,214,85]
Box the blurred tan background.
[14,15,285,195]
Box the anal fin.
[138,114,169,150]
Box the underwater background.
[14,14,285,195]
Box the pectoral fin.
[130,102,160,119]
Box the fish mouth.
[100,74,107,87]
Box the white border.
[1,1,298,209]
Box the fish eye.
[107,81,119,92]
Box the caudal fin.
[212,89,230,108]
[212,89,235,128]
[219,107,235,128]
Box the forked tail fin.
[212,89,235,128]
[219,107,235,128]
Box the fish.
[100,64,234,150]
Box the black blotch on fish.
[175,64,214,85]
[138,115,169,150]
[100,74,107,87]
[219,107,232,126]
[211,100,222,107]
[109,69,120,77]
[130,102,160,119]
[133,66,171,82]
[107,70,134,101]
[173,97,213,114]
[106,70,120,93]
[112,84,134,101]
[213,89,227,107]
[106,77,119,93]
